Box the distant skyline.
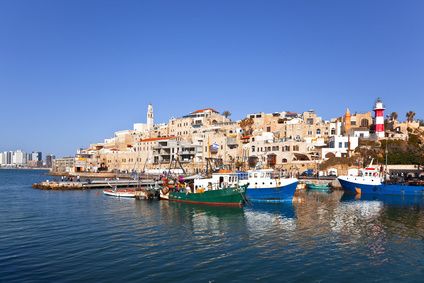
[1,0,423,156]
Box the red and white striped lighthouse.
[373,98,385,139]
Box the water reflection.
[244,203,297,235]
[341,193,424,208]
[340,193,424,240]
[131,192,424,270]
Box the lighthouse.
[373,98,385,139]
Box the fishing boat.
[338,162,424,196]
[160,171,248,207]
[239,169,298,203]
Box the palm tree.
[222,111,231,119]
[390,112,398,121]
[406,111,416,123]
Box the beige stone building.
[65,103,381,174]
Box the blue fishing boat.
[240,169,298,203]
[338,165,424,196]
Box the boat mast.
[384,139,388,182]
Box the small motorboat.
[306,183,332,192]
[103,188,136,198]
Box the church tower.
[147,104,154,130]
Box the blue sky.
[1,0,423,156]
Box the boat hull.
[338,177,424,196]
[162,185,247,207]
[246,181,298,203]
[103,189,136,198]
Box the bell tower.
[147,104,154,131]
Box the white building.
[13,150,26,166]
[321,136,359,159]
[32,152,42,162]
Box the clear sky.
[1,0,423,157]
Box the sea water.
[1,169,423,282]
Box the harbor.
[2,1,424,282]
[2,169,424,282]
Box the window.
[316,129,321,135]
[339,142,342,148]
[344,142,348,148]
[267,126,271,132]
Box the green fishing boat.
[160,172,248,207]
[306,183,332,191]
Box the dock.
[32,179,160,190]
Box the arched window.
[361,119,369,127]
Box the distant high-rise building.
[45,154,55,168]
[13,150,26,166]
[32,152,42,162]
[6,151,13,165]
[0,152,4,165]
[30,152,43,167]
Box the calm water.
[1,170,424,282]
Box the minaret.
[344,108,351,135]
[373,98,385,139]
[147,104,154,131]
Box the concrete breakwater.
[32,179,160,190]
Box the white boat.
[103,188,136,198]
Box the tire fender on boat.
[161,187,170,195]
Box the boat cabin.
[247,169,274,180]
[194,172,240,191]
[359,167,381,178]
